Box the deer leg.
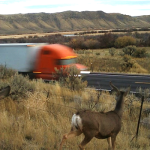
[107,137,112,150]
[79,136,93,150]
[59,130,82,150]
[111,135,117,150]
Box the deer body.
[59,83,130,150]
[73,110,121,138]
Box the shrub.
[69,37,85,49]
[115,36,136,48]
[109,47,116,56]
[10,74,36,100]
[83,39,99,49]
[122,46,147,58]
[120,55,135,71]
[122,45,137,56]
[54,66,87,91]
[120,55,148,73]
[65,66,87,91]
[132,48,147,58]
[98,33,116,48]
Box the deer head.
[110,81,130,101]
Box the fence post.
[131,96,144,142]
[136,96,144,140]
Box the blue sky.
[0,0,150,16]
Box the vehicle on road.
[0,43,88,80]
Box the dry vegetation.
[0,31,82,39]
[0,70,150,150]
[0,45,150,149]
[1,29,150,40]
[76,47,150,74]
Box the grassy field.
[76,47,150,74]
[0,47,150,149]
[0,72,150,150]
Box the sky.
[0,0,150,16]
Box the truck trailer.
[0,43,88,80]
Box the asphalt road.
[82,73,150,92]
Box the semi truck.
[0,43,88,80]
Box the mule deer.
[0,86,10,100]
[59,82,130,150]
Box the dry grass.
[77,47,150,74]
[1,30,150,39]
[0,31,82,39]
[0,80,150,150]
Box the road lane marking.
[135,82,150,84]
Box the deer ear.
[124,86,131,96]
[110,82,119,93]
[0,86,10,100]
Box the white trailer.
[0,43,88,80]
[0,43,44,72]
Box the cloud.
[0,0,150,16]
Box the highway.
[82,73,150,92]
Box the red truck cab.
[33,44,87,80]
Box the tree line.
[1,32,150,49]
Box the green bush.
[120,55,135,71]
[122,45,137,56]
[65,66,87,91]
[132,48,147,58]
[54,66,87,91]
[122,46,147,58]
[109,47,116,56]
[10,74,36,100]
[115,36,136,48]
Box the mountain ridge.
[0,11,150,35]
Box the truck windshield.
[56,58,76,65]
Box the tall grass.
[0,46,150,149]
[0,78,150,150]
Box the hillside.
[0,11,150,35]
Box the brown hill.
[0,11,150,35]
